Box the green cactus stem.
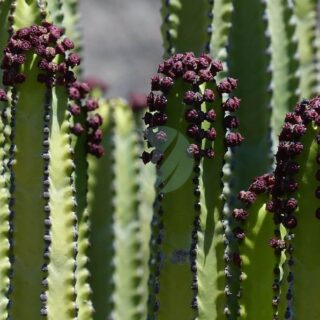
[267,0,300,138]
[228,0,273,194]
[294,0,318,98]
[160,0,213,56]
[143,53,243,319]
[87,98,148,320]
[0,5,104,316]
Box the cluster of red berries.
[0,22,104,158]
[141,52,244,165]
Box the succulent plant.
[1,0,320,319]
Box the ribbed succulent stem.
[45,87,78,320]
[228,0,273,194]
[267,0,300,137]
[144,53,243,319]
[86,100,114,320]
[8,64,47,320]
[160,0,212,56]
[210,0,232,77]
[294,0,318,98]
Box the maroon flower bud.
[38,25,48,34]
[187,143,201,159]
[15,73,26,84]
[183,91,196,105]
[55,43,66,54]
[238,190,256,205]
[211,60,223,74]
[316,134,320,145]
[317,154,320,164]
[67,53,81,67]
[20,40,31,51]
[29,34,41,47]
[49,25,62,39]
[17,27,30,38]
[205,148,215,159]
[316,169,320,181]
[233,227,245,241]
[160,76,174,92]
[232,208,249,221]
[38,59,49,70]
[203,89,215,102]
[183,70,197,83]
[39,34,50,45]
[206,109,216,122]
[172,61,184,75]
[185,109,199,122]
[269,238,286,251]
[226,132,244,147]
[223,97,241,112]
[285,112,303,124]
[0,89,8,102]
[141,151,152,164]
[182,52,197,70]
[13,54,26,64]
[151,75,161,91]
[154,95,167,111]
[218,77,238,93]
[69,104,81,116]
[45,47,56,60]
[35,45,46,56]
[85,99,99,111]
[198,54,212,69]
[89,129,103,143]
[58,62,67,74]
[285,198,298,212]
[71,123,84,136]
[266,200,279,213]
[206,128,216,140]
[224,115,239,129]
[303,108,317,122]
[283,215,297,229]
[193,92,203,105]
[172,53,184,61]
[62,38,74,50]
[30,25,40,35]
[286,161,300,174]
[187,124,200,138]
[47,62,58,72]
[87,114,103,129]
[87,142,104,158]
[68,87,80,100]
[79,82,91,95]
[249,177,267,194]
[199,69,214,82]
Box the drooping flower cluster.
[141,52,244,165]
[267,98,320,229]
[234,174,275,243]
[0,22,104,157]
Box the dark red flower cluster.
[233,174,275,244]
[0,22,104,158]
[142,52,243,164]
[269,97,320,229]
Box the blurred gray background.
[79,0,163,98]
